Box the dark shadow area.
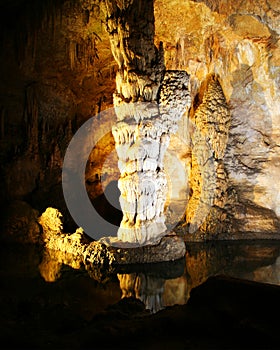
[1,240,280,348]
[91,180,123,227]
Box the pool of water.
[1,239,280,323]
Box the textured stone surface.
[0,1,117,227]
[185,75,231,237]
[111,72,190,245]
[104,0,191,246]
[1,0,280,241]
[38,207,186,264]
[155,0,280,238]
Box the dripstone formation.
[186,75,231,238]
[104,0,191,246]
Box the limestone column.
[104,0,190,245]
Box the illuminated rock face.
[155,0,280,237]
[105,0,190,245]
[113,72,190,244]
[186,75,231,236]
[1,0,280,242]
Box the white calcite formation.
[103,0,190,246]
[112,71,190,245]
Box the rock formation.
[1,0,280,243]
[0,0,117,229]
[104,0,191,246]
[185,74,231,238]
[38,207,186,265]
[154,0,280,238]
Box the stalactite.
[69,34,100,70]
[69,40,76,70]
[0,0,66,65]
[24,85,39,160]
[50,143,62,169]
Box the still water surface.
[1,240,280,320]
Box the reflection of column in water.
[253,256,280,285]
[118,273,165,313]
[163,276,190,306]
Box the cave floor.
[1,240,280,349]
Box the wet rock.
[38,207,186,265]
[104,234,186,264]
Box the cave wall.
[154,0,280,237]
[0,0,117,228]
[1,0,280,240]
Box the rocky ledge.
[38,207,186,266]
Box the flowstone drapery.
[113,72,190,245]
[104,0,190,246]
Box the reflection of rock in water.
[185,241,280,292]
[39,249,83,282]
[118,262,188,313]
[252,256,280,285]
[39,254,61,282]
[118,273,165,313]
[91,180,122,227]
[38,239,280,317]
[163,276,189,307]
[117,274,189,313]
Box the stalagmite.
[186,75,231,236]
[103,0,191,246]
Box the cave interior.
[1,0,280,349]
